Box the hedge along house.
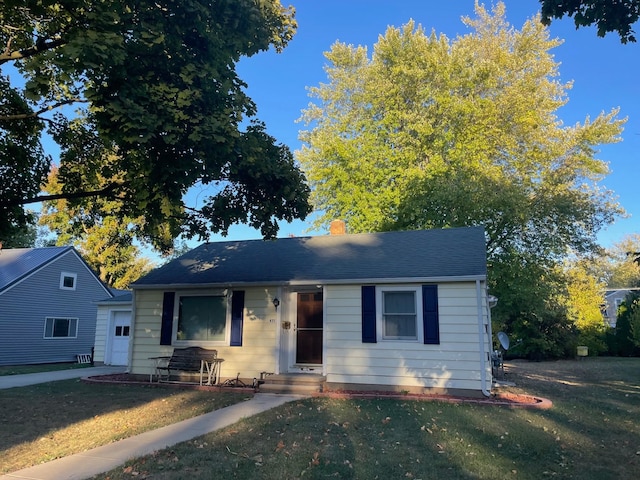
[129,225,493,397]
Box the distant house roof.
[0,246,72,293]
[97,291,132,305]
[133,226,487,288]
[0,246,111,296]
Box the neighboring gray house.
[94,292,132,366]
[603,289,635,327]
[0,247,112,365]
[129,225,494,397]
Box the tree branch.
[2,182,123,207]
[0,98,87,122]
[0,37,67,65]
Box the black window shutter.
[422,285,440,344]
[160,292,175,345]
[230,290,245,346]
[362,285,377,343]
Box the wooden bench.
[149,347,223,385]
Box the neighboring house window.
[615,298,623,308]
[60,272,77,290]
[44,317,78,338]
[175,294,229,343]
[381,289,419,340]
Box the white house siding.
[0,251,109,365]
[130,288,278,381]
[94,302,132,365]
[324,282,491,395]
[93,305,109,364]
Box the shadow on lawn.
[0,378,248,473]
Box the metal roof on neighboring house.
[0,246,73,293]
[133,226,487,288]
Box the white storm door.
[109,311,131,365]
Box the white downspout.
[476,280,491,397]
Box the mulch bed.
[83,373,552,409]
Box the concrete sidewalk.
[0,366,127,389]
[1,392,305,480]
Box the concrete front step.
[258,383,322,394]
[259,373,325,394]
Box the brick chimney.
[329,219,346,235]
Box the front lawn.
[93,358,639,480]
[0,380,252,474]
[0,362,91,376]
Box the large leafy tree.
[604,234,640,288]
[0,0,310,251]
[298,3,625,357]
[539,0,640,43]
[40,167,154,289]
[564,258,608,355]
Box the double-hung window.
[44,317,78,338]
[378,286,423,341]
[175,294,229,344]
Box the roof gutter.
[131,274,487,290]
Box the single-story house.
[128,225,493,396]
[0,246,113,365]
[94,292,132,366]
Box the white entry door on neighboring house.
[108,310,131,365]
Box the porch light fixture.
[272,297,280,310]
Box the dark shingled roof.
[133,227,487,288]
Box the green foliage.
[610,292,640,356]
[299,3,624,360]
[603,234,640,288]
[0,75,50,242]
[577,325,608,356]
[490,251,579,360]
[1,0,310,251]
[540,0,640,43]
[40,167,154,288]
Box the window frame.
[44,317,79,339]
[59,272,77,291]
[172,291,231,346]
[376,286,424,342]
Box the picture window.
[175,294,229,343]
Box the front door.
[108,310,131,366]
[295,291,323,365]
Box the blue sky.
[211,0,638,248]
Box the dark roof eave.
[131,274,487,290]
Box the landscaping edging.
[83,373,552,409]
[316,390,552,409]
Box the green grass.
[1,358,637,479]
[91,358,639,480]
[0,379,252,474]
[0,362,91,376]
